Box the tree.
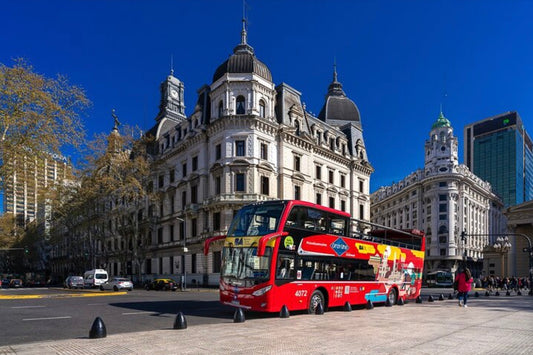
[0,58,89,199]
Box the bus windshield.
[227,202,285,237]
[221,246,272,286]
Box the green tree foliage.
[0,58,89,191]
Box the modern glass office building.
[464,112,533,207]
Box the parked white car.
[99,277,133,291]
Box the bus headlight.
[252,285,272,296]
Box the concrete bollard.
[366,300,374,309]
[280,305,290,318]
[438,294,444,301]
[173,311,187,329]
[343,301,352,312]
[89,317,107,339]
[233,308,245,323]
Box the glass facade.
[466,112,533,207]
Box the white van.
[83,269,109,288]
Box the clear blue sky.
[2,0,532,193]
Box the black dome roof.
[212,24,272,83]
[318,68,360,124]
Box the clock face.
[170,89,178,98]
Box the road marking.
[122,311,157,315]
[23,316,72,321]
[11,305,45,309]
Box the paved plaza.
[1,292,531,354]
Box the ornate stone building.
[140,23,374,284]
[371,112,505,277]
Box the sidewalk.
[1,293,532,355]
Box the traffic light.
[24,246,29,254]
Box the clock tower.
[424,111,459,176]
[156,70,186,122]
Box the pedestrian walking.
[456,268,473,308]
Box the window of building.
[440,249,446,256]
[316,165,321,180]
[261,176,269,195]
[359,204,364,219]
[192,254,197,273]
[169,169,175,183]
[215,144,221,160]
[192,156,198,171]
[235,173,245,192]
[213,251,221,273]
[170,224,175,242]
[329,197,335,209]
[213,212,221,231]
[295,120,300,135]
[191,185,198,204]
[259,100,266,118]
[181,191,186,209]
[236,95,245,114]
[260,142,268,160]
[159,175,164,188]
[215,176,221,195]
[328,170,334,184]
[439,203,447,213]
[341,200,346,211]
[340,174,345,188]
[179,221,185,240]
[359,180,364,192]
[158,228,163,244]
[294,185,301,200]
[330,138,335,151]
[236,140,245,156]
[218,100,223,117]
[439,236,447,243]
[294,155,301,171]
[191,218,197,237]
[182,163,187,177]
[439,194,447,201]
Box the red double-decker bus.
[205,200,425,313]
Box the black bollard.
[366,300,374,309]
[474,291,479,298]
[495,291,500,296]
[485,291,490,297]
[397,297,404,306]
[506,290,511,296]
[438,294,444,301]
[315,302,324,315]
[280,305,290,318]
[343,301,352,312]
[428,295,434,302]
[233,308,245,323]
[173,311,187,329]
[517,290,522,296]
[89,317,107,339]
[416,296,422,303]
[448,293,453,300]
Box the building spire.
[234,0,254,54]
[333,57,338,82]
[170,54,174,76]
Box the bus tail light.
[252,285,272,296]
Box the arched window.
[236,96,245,114]
[218,101,223,117]
[295,120,300,135]
[259,100,266,118]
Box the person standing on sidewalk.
[456,268,473,307]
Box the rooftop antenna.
[170,54,174,76]
[241,0,248,45]
[333,56,338,82]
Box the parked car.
[1,279,9,288]
[100,277,133,291]
[9,279,23,288]
[145,278,178,291]
[64,276,84,289]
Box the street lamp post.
[176,217,187,291]
[461,230,467,268]
[493,236,512,278]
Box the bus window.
[276,254,295,279]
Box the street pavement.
[0,290,532,355]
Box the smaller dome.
[431,111,451,129]
[318,67,361,124]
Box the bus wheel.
[308,290,325,314]
[387,287,397,306]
